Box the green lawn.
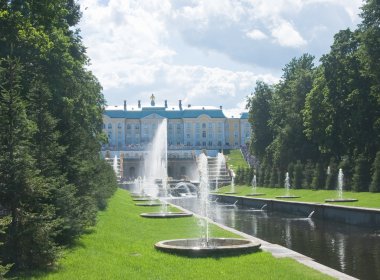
[217,185,380,209]
[224,149,249,171]
[23,188,331,280]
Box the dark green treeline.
[246,0,380,192]
[0,0,117,274]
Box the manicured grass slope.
[224,149,249,171]
[217,185,380,209]
[26,189,330,280]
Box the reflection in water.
[336,233,346,272]
[170,197,380,280]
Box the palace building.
[103,95,251,151]
[102,95,251,180]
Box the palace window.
[108,123,112,129]
[202,131,206,138]
[202,123,206,129]
[127,124,131,129]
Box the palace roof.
[104,106,226,119]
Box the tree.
[302,160,314,189]
[293,161,304,189]
[352,153,371,192]
[268,54,319,169]
[370,151,380,192]
[0,57,58,269]
[247,81,274,159]
[311,163,325,190]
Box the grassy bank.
[224,149,249,171]
[217,185,380,209]
[23,189,331,280]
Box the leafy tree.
[268,54,319,169]
[247,81,274,159]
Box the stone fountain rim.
[325,198,358,202]
[135,203,166,206]
[140,212,193,218]
[275,195,301,198]
[155,237,261,253]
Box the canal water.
[170,197,380,280]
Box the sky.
[78,0,363,117]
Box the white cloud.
[77,0,362,110]
[271,20,307,48]
[246,29,268,40]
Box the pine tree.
[352,154,371,192]
[370,151,380,193]
[293,161,304,189]
[302,160,314,189]
[311,163,325,190]
[0,57,58,269]
[270,165,279,187]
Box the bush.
[370,151,380,192]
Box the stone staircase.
[207,155,232,189]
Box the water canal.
[170,197,380,280]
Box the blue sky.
[78,0,363,116]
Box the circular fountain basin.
[325,198,358,202]
[140,212,193,218]
[224,192,238,194]
[155,238,261,256]
[246,193,266,196]
[275,195,300,199]
[135,203,166,207]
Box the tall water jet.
[246,174,265,196]
[143,119,168,197]
[225,171,237,194]
[325,168,358,202]
[337,168,343,200]
[140,119,193,218]
[276,172,300,199]
[285,172,290,197]
[198,153,210,244]
[113,155,119,177]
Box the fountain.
[155,153,261,256]
[325,169,358,202]
[275,172,300,199]
[112,155,119,177]
[140,119,193,218]
[246,175,265,196]
[225,174,237,194]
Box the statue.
[150,93,155,106]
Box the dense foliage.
[247,0,380,192]
[0,0,117,274]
